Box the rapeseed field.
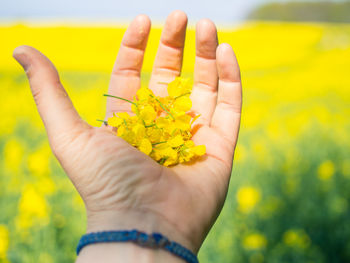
[0,22,349,262]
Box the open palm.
[13,11,242,254]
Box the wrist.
[85,209,198,255]
[76,241,186,263]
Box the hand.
[13,10,241,261]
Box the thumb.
[13,45,88,146]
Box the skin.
[13,10,242,263]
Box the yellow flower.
[184,140,195,148]
[168,135,184,147]
[167,77,192,97]
[318,160,335,180]
[174,114,192,131]
[139,105,157,124]
[137,87,154,101]
[117,112,131,119]
[243,233,267,250]
[0,225,9,259]
[132,123,146,139]
[4,138,24,173]
[27,144,51,177]
[177,142,206,163]
[152,143,178,166]
[237,186,261,213]
[138,138,152,155]
[17,185,50,229]
[156,117,177,135]
[35,177,56,196]
[155,117,169,128]
[283,229,310,249]
[173,96,192,113]
[192,145,206,156]
[162,148,178,166]
[147,127,162,142]
[105,77,205,166]
[108,115,123,127]
[117,125,127,137]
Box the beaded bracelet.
[76,229,199,263]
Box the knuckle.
[31,87,42,105]
[25,64,34,79]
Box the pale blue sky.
[1,0,268,24]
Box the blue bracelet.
[76,229,199,263]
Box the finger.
[149,10,187,96]
[210,44,242,148]
[13,45,86,140]
[106,15,151,117]
[191,19,218,126]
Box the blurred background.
[1,0,350,262]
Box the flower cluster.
[106,77,206,166]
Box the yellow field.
[0,22,350,262]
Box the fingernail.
[13,46,30,70]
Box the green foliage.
[1,22,350,262]
[248,1,350,23]
[199,128,350,262]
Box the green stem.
[152,141,167,146]
[103,94,136,105]
[174,92,191,100]
[145,124,156,128]
[123,119,130,131]
[159,157,167,165]
[96,119,108,125]
[150,94,175,120]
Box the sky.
[1,0,268,24]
